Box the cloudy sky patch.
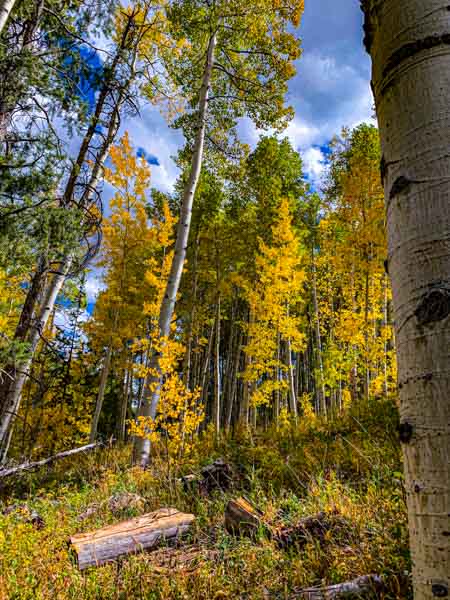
[86,2,374,301]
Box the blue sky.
[84,0,374,302]
[118,0,374,192]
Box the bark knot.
[389,176,411,199]
[415,286,450,326]
[398,422,413,444]
[432,583,448,598]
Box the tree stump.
[70,507,195,570]
[224,497,265,536]
[181,459,233,495]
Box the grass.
[0,400,411,599]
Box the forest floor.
[0,401,411,600]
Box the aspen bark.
[311,257,326,416]
[89,346,113,443]
[362,1,450,597]
[135,32,217,466]
[0,0,16,35]
[287,339,298,419]
[118,367,131,442]
[213,295,221,435]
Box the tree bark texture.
[89,346,113,443]
[135,31,217,466]
[362,1,450,597]
[0,0,16,35]
[70,508,195,570]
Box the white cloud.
[302,146,327,188]
[285,119,321,150]
[85,274,104,302]
[124,105,183,193]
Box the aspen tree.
[0,0,17,35]
[135,0,303,465]
[361,1,450,597]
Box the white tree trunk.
[89,346,113,443]
[0,0,17,35]
[311,257,326,416]
[213,294,221,435]
[0,261,70,461]
[362,1,450,597]
[135,31,217,466]
[287,339,298,419]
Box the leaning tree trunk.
[361,1,450,597]
[0,262,69,461]
[0,0,16,35]
[134,31,217,467]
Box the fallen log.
[0,442,104,479]
[294,575,384,599]
[70,507,195,570]
[225,501,353,550]
[224,497,265,536]
[275,511,354,549]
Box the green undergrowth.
[0,400,411,599]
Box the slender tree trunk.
[213,294,221,435]
[182,232,200,389]
[135,31,217,466]
[274,331,281,421]
[0,262,69,461]
[118,366,130,442]
[311,256,326,416]
[364,269,371,402]
[240,309,253,427]
[287,339,297,419]
[89,346,113,443]
[226,330,242,430]
[0,0,17,35]
[382,273,389,399]
[362,1,450,597]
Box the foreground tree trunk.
[134,31,217,467]
[0,0,17,35]
[361,1,450,597]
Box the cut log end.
[224,497,264,536]
[70,507,195,570]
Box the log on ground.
[70,507,195,570]
[275,511,353,549]
[294,575,384,599]
[0,442,104,479]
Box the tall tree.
[361,1,450,597]
[0,0,164,461]
[135,0,304,465]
